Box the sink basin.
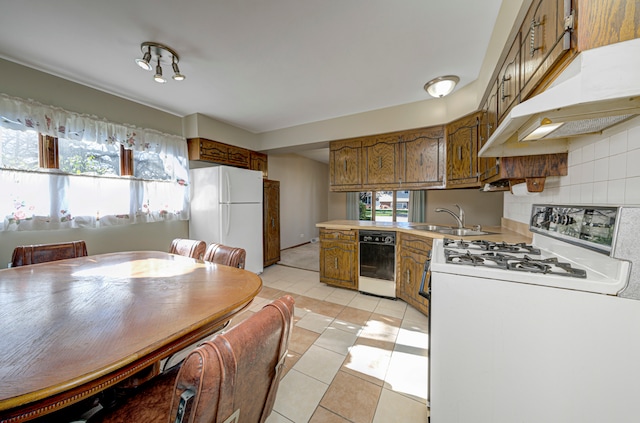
[437,228,492,236]
[410,224,451,231]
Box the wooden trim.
[120,144,134,176]
[38,134,59,169]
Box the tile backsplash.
[504,117,640,224]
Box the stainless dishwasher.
[358,230,396,298]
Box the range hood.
[479,38,640,157]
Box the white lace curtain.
[0,93,190,232]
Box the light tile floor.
[232,264,429,423]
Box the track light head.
[135,47,152,71]
[154,58,166,84]
[172,59,185,81]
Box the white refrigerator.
[189,165,263,274]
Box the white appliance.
[428,205,640,423]
[189,165,263,274]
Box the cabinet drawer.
[320,228,357,242]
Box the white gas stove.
[431,205,635,296]
[429,205,640,423]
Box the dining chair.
[10,240,88,267]
[203,243,247,269]
[89,295,295,423]
[169,238,207,260]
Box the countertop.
[316,220,532,244]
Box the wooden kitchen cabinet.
[445,112,482,188]
[397,126,445,189]
[250,151,268,178]
[319,228,358,290]
[330,139,362,191]
[263,179,280,267]
[187,138,250,168]
[519,0,571,100]
[362,134,398,188]
[397,232,431,316]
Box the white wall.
[503,117,640,224]
[266,154,329,249]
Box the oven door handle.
[418,251,431,300]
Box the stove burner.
[506,256,587,278]
[442,238,541,254]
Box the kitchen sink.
[409,224,452,232]
[436,228,493,236]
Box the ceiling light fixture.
[424,75,460,98]
[136,42,185,83]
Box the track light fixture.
[136,42,185,83]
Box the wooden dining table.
[0,251,262,422]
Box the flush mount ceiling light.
[424,75,460,98]
[135,42,185,83]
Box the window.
[0,126,39,170]
[0,93,190,232]
[358,190,410,222]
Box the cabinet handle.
[530,18,541,57]
[378,157,382,169]
[334,257,338,268]
[406,269,410,283]
[501,74,511,101]
[343,159,347,172]
[420,153,423,166]
[271,217,275,228]
[458,146,462,161]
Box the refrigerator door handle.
[224,171,231,203]
[223,204,231,236]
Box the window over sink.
[359,190,410,222]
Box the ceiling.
[0,1,503,139]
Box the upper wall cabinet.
[330,138,363,191]
[397,126,445,189]
[445,112,482,189]
[187,138,250,168]
[329,126,445,192]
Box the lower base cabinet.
[397,233,431,316]
[319,229,358,290]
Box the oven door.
[359,242,395,281]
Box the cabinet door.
[397,234,431,315]
[250,151,268,178]
[497,35,521,122]
[520,0,571,99]
[188,138,227,162]
[330,139,362,191]
[362,134,398,188]
[445,112,481,188]
[479,91,500,182]
[319,229,357,289]
[227,144,250,168]
[263,180,280,267]
[399,126,445,188]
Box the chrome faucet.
[435,204,465,228]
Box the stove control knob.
[384,236,393,244]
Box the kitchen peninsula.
[316,219,531,315]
